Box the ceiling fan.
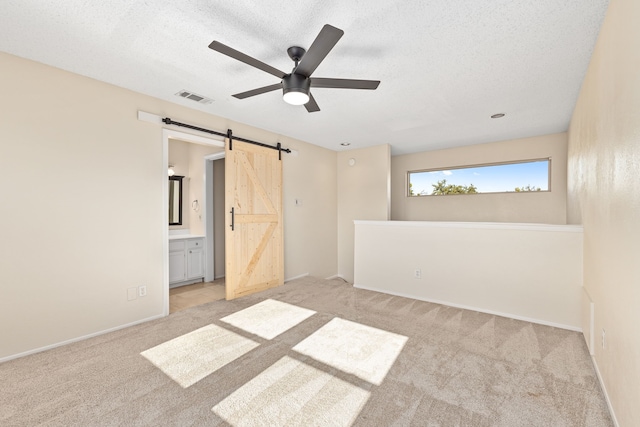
[208,24,380,113]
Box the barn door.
[225,139,284,300]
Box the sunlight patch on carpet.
[141,324,259,388]
[221,299,316,339]
[212,356,370,427]
[293,318,408,385]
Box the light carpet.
[220,298,316,340]
[212,356,370,427]
[141,324,259,388]
[0,276,613,426]
[293,317,407,385]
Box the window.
[408,158,550,196]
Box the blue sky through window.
[409,159,549,195]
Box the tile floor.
[169,278,225,313]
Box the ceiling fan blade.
[311,78,380,90]
[232,83,283,99]
[209,41,286,79]
[304,93,320,113]
[294,25,344,77]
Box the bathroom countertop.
[168,234,205,240]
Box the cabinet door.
[187,248,204,279]
[169,251,186,283]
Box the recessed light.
[491,113,506,119]
[340,142,351,146]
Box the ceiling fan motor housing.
[282,73,310,95]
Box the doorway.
[168,153,226,313]
[161,126,285,312]
[162,129,225,315]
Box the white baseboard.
[285,273,309,282]
[0,313,165,364]
[285,273,346,282]
[591,356,619,427]
[354,283,582,332]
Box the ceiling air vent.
[175,90,213,105]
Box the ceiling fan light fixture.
[282,73,311,105]
[283,90,310,105]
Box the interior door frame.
[162,128,224,316]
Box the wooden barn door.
[225,139,284,300]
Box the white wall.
[567,0,640,424]
[168,138,223,234]
[337,145,390,282]
[0,51,338,361]
[391,133,568,224]
[186,143,223,236]
[354,221,583,330]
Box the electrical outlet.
[601,329,606,349]
[138,286,147,297]
[414,269,422,279]
[127,287,137,301]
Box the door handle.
[230,207,235,231]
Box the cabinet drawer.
[169,240,185,252]
[187,239,204,249]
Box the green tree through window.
[431,179,478,195]
[408,159,550,196]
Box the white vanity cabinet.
[169,236,205,286]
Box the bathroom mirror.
[169,176,183,225]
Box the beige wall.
[0,52,337,360]
[283,141,338,281]
[337,145,390,282]
[391,133,568,224]
[567,0,640,424]
[354,221,583,329]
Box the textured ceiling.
[0,0,609,155]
